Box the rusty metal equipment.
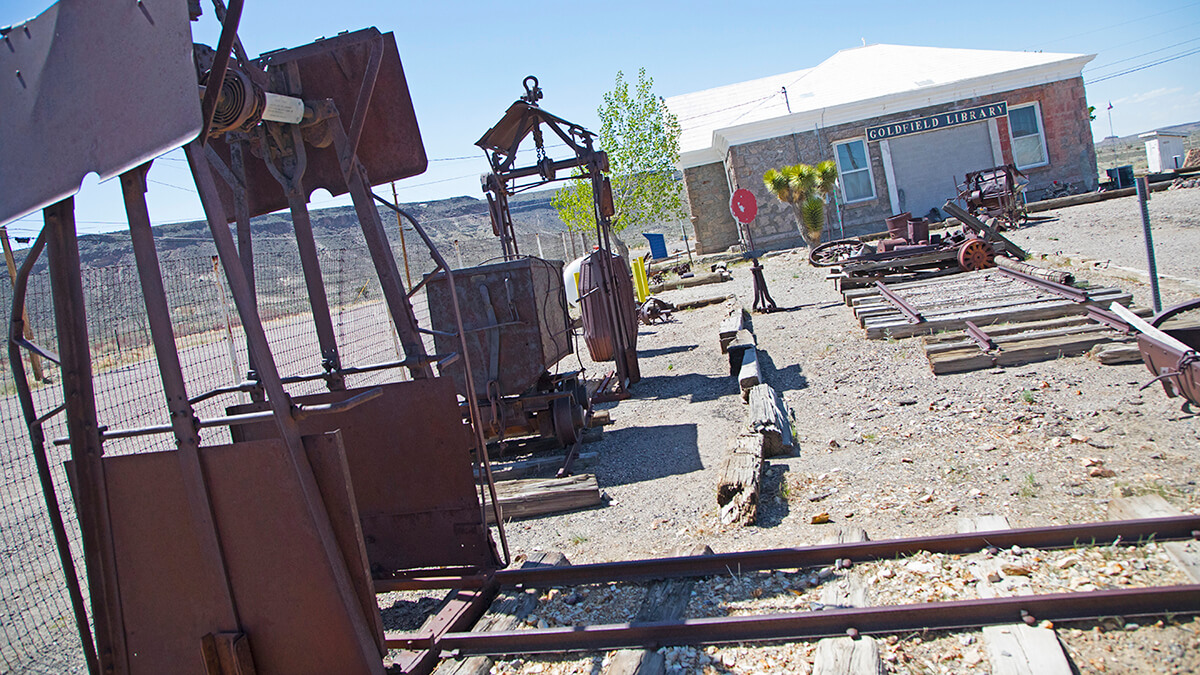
[425,257,587,448]
[476,77,640,398]
[3,2,507,673]
[957,164,1028,228]
[1112,300,1200,407]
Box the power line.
[1025,1,1200,50]
[1086,47,1200,84]
[1085,37,1200,74]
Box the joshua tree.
[763,160,838,245]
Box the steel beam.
[997,265,1090,303]
[875,281,924,324]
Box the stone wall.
[681,76,1099,246]
[682,162,735,254]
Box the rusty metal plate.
[206,28,427,220]
[426,257,571,398]
[0,0,201,225]
[229,379,496,572]
[93,434,383,674]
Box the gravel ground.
[428,185,1200,674]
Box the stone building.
[666,44,1098,253]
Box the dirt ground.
[471,185,1200,674]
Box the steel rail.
[1087,304,1135,334]
[997,265,1090,303]
[494,516,1200,588]
[404,584,1200,656]
[874,281,924,324]
[964,320,997,351]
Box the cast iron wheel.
[957,238,995,271]
[551,396,582,448]
[809,238,864,267]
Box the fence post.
[1135,176,1162,313]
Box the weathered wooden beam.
[813,527,884,675]
[719,307,747,353]
[482,474,602,523]
[737,347,761,401]
[717,434,763,526]
[865,290,1133,339]
[747,384,793,458]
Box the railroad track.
[378,514,1200,672]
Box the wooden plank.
[813,638,886,675]
[479,452,599,482]
[925,323,1123,355]
[927,327,1126,375]
[738,347,761,401]
[433,552,570,675]
[1107,495,1200,583]
[1110,302,1196,354]
[1091,343,1145,365]
[719,306,746,353]
[675,294,732,311]
[717,434,763,526]
[606,544,714,675]
[747,384,794,458]
[814,528,883,675]
[727,328,756,374]
[958,516,1074,675]
[483,474,602,523]
[923,307,1155,348]
[865,290,1132,339]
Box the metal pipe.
[1136,176,1162,313]
[6,228,99,675]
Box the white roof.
[666,44,1095,168]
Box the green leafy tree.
[763,160,838,245]
[552,68,685,234]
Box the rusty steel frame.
[376,514,1200,670]
[874,281,924,324]
[475,78,638,393]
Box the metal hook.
[521,75,542,105]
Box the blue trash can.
[643,233,668,259]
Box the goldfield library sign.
[866,102,1008,142]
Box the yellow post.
[632,255,650,303]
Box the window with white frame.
[1008,103,1048,169]
[833,138,875,203]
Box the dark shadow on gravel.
[639,344,699,358]
[634,372,733,403]
[757,349,808,394]
[598,423,702,486]
[379,594,444,631]
[756,464,791,527]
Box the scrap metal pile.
[1,2,1198,674]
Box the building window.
[1008,103,1048,169]
[834,139,875,203]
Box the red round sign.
[730,188,757,224]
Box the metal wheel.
[957,238,995,271]
[809,238,864,267]
[551,396,582,448]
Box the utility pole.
[390,181,413,288]
[1,226,45,382]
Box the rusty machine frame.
[4,3,1199,675]
[477,76,640,400]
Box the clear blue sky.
[3,0,1198,238]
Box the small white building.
[1139,130,1189,173]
